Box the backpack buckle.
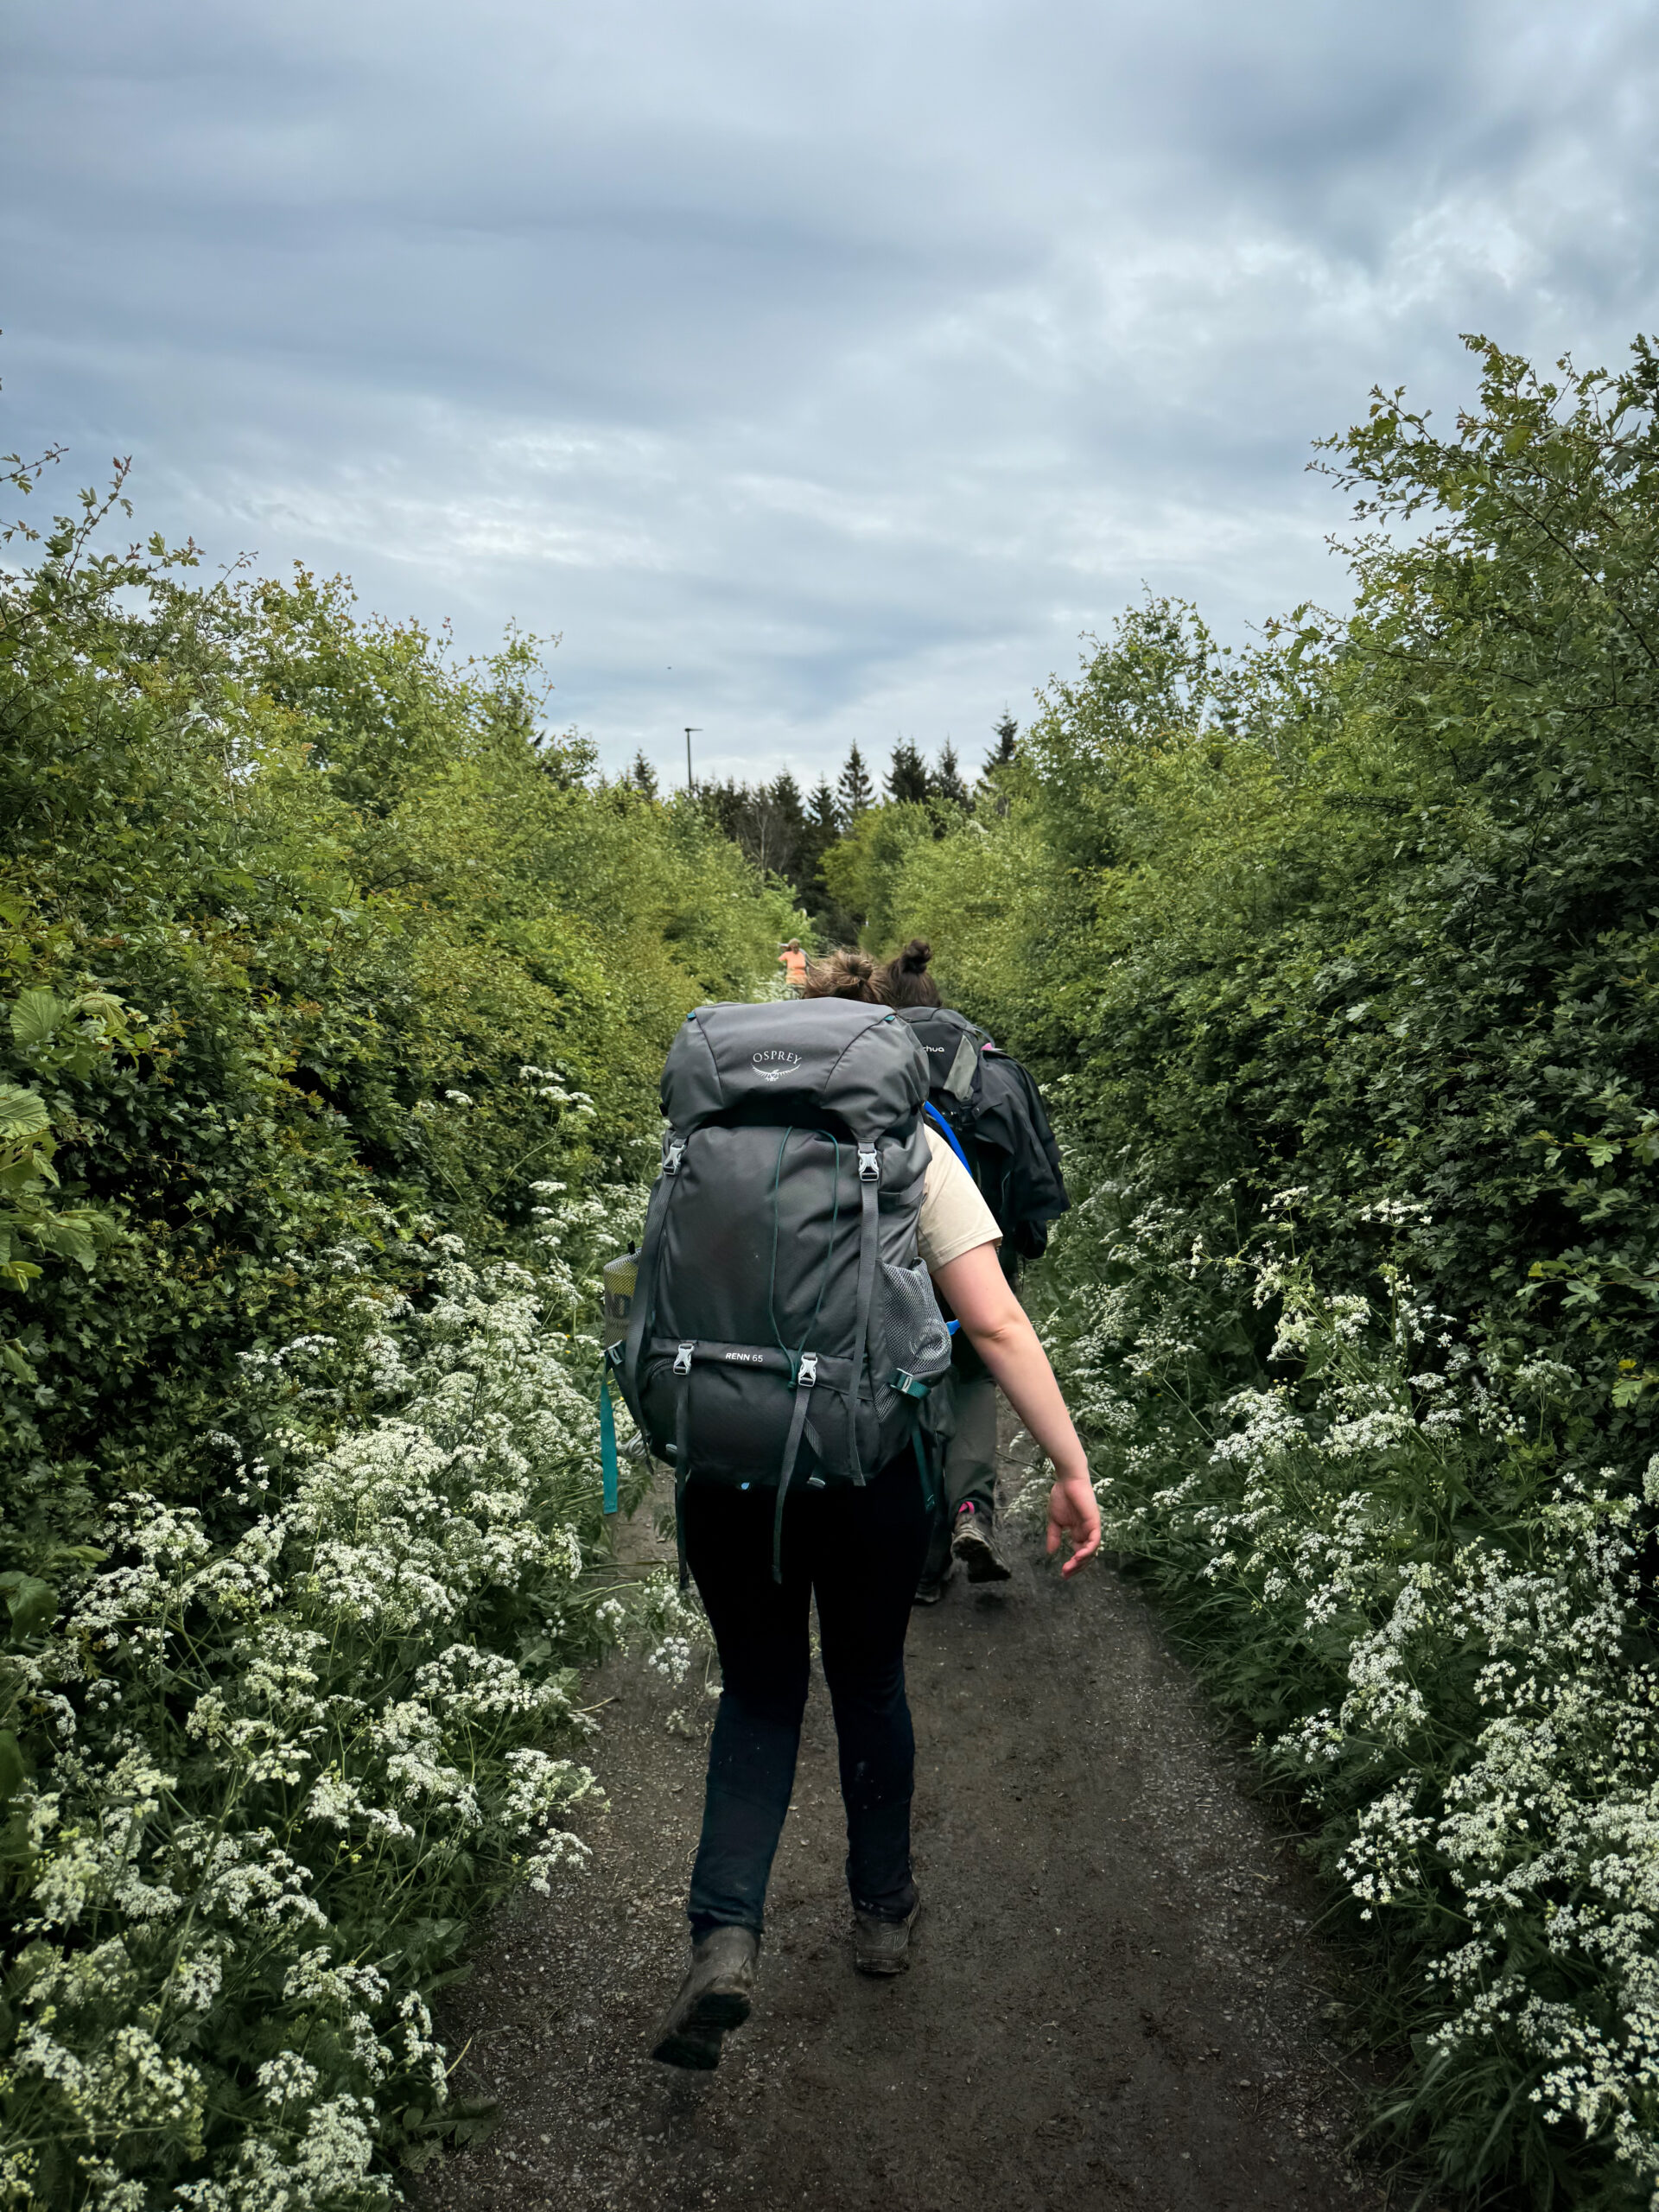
[672,1341,695,1375]
[890,1368,930,1399]
[664,1137,686,1174]
[857,1144,879,1181]
[796,1351,819,1388]
[605,1341,625,1369]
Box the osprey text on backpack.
[609,1000,954,1578]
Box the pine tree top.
[836,743,874,823]
[886,739,931,806]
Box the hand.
[1046,1465,1101,1579]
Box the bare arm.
[930,1241,1101,1578]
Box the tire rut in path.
[425,1442,1389,2212]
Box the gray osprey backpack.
[611,999,954,1577]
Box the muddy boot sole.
[650,1929,759,2069]
[650,1985,752,2069]
[951,1516,1012,1583]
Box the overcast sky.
[5,2,1656,788]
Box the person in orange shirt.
[777,939,808,991]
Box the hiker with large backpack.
[876,938,1071,1599]
[610,949,1099,2069]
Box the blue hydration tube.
[922,1103,969,1332]
[924,1099,971,1171]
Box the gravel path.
[422,1434,1395,2212]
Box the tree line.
[620,718,1020,938]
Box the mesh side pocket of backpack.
[874,1260,953,1417]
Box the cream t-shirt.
[917,1127,1001,1273]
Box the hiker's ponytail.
[803,947,882,1001]
[878,938,943,1009]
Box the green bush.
[0,459,782,2206]
[882,336,1659,2205]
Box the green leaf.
[0,1573,58,1640]
[0,1086,50,1142]
[0,1340,38,1385]
[29,1213,101,1268]
[0,1730,27,1809]
[10,988,68,1049]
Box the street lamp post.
[684,727,702,794]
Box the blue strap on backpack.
[922,1103,969,1335]
[924,1099,972,1172]
[597,1377,620,1514]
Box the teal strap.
[912,1426,937,1516]
[598,1377,620,1514]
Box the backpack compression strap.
[848,1143,880,1486]
[672,1339,694,1587]
[771,1350,818,1581]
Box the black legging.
[683,1451,932,1935]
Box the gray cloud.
[5,0,1656,786]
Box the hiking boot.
[650,1925,759,2069]
[853,1899,921,1978]
[912,1559,954,1606]
[950,1503,1012,1583]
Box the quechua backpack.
[897,1005,1070,1268]
[613,1000,953,1576]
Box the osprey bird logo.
[751,1048,802,1082]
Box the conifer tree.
[982,713,1019,778]
[885,739,931,806]
[798,774,840,897]
[771,770,805,835]
[626,749,658,799]
[836,743,874,824]
[932,740,970,811]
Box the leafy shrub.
[0,455,766,2206]
[880,335,1659,2203]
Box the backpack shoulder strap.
[847,1141,881,1484]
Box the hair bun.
[899,938,932,974]
[803,946,882,1001]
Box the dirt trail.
[424,1432,1390,2212]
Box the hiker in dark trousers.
[624,949,1099,2069]
[876,939,1071,1599]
